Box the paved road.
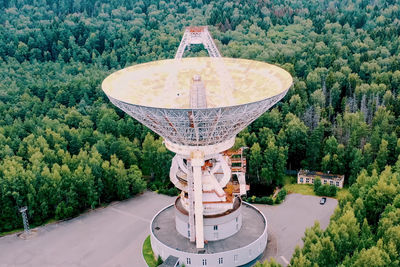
[257,194,337,266]
[0,192,173,267]
[0,192,337,267]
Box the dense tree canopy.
[0,5,399,266]
[289,165,400,267]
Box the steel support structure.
[109,90,287,147]
[164,26,236,98]
[19,206,30,235]
[105,26,291,249]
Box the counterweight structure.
[102,26,292,266]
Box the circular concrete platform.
[150,202,267,266]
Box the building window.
[234,255,238,262]
[312,179,314,183]
[188,230,190,237]
[324,180,327,184]
[336,181,339,187]
[213,225,218,230]
[202,259,207,266]
[300,178,303,183]
[330,180,333,185]
[188,223,190,229]
[187,258,191,265]
[218,257,223,264]
[306,178,309,183]
[235,217,238,222]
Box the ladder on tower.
[190,75,207,109]
[187,161,196,243]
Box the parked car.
[320,197,327,205]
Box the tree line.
[0,0,399,247]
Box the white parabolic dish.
[102,57,293,146]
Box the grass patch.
[283,175,296,185]
[284,183,316,196]
[143,235,157,267]
[0,217,60,237]
[37,217,57,227]
[0,228,23,237]
[284,182,349,200]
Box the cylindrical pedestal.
[150,201,268,267]
[175,197,243,241]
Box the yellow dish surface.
[102,57,292,109]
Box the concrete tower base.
[150,199,268,267]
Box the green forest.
[1,0,400,266]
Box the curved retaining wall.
[150,202,268,267]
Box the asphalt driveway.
[0,192,337,267]
[257,193,337,266]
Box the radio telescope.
[102,26,292,266]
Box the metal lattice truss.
[19,206,30,235]
[175,26,221,59]
[108,89,287,147]
[164,26,236,99]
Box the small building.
[297,170,344,188]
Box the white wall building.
[297,170,345,188]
